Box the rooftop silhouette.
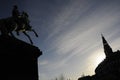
[78,35,120,80]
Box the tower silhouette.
[78,35,120,80]
[101,34,113,57]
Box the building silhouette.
[78,35,120,80]
[0,35,42,80]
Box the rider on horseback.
[15,11,31,35]
[12,5,20,22]
[12,5,30,35]
[12,5,21,35]
[0,5,38,44]
[14,10,38,44]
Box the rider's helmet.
[13,5,18,9]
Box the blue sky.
[1,0,120,80]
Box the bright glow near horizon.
[95,53,105,66]
[84,50,105,75]
[90,50,105,67]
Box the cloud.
[39,73,48,80]
[39,60,49,66]
[38,0,120,80]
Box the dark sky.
[1,0,120,80]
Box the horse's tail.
[0,22,8,36]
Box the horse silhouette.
[0,13,38,44]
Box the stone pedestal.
[0,35,42,80]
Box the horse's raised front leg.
[32,29,38,37]
[23,31,33,44]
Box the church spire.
[101,34,113,57]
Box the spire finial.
[101,34,113,57]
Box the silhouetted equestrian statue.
[0,5,38,44]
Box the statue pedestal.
[0,35,42,80]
